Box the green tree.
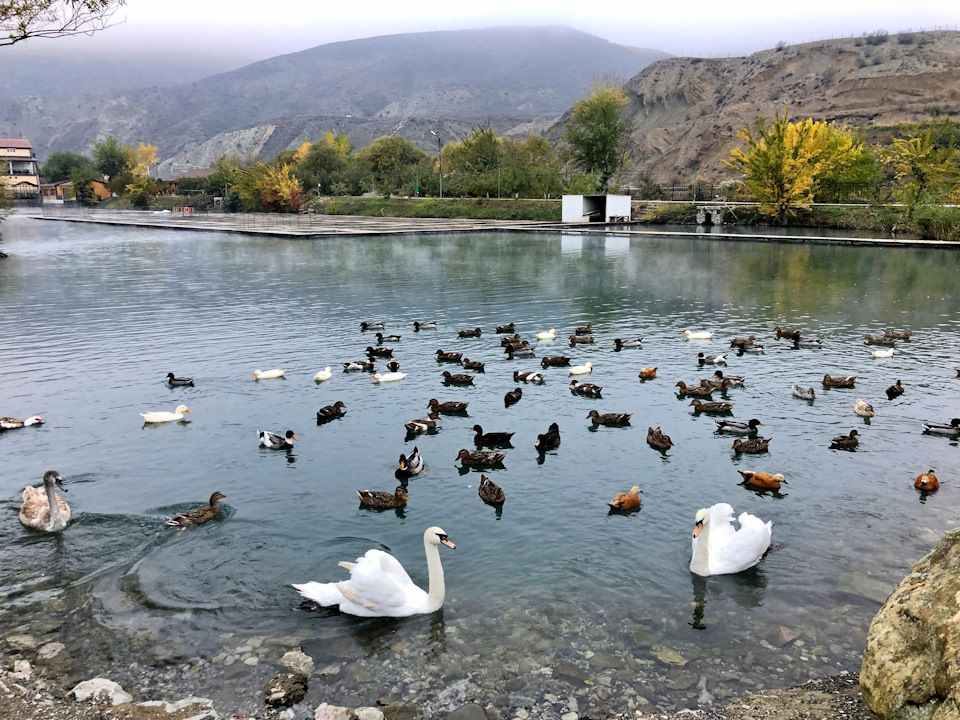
[2,0,125,47]
[92,135,133,184]
[562,79,633,190]
[69,164,100,203]
[296,142,346,195]
[42,150,95,182]
[882,118,959,218]
[355,136,424,196]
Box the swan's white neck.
[424,538,445,612]
[690,519,711,577]
[44,478,64,531]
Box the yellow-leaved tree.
[323,131,353,159]
[881,118,958,218]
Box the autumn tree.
[562,78,634,190]
[882,118,959,218]
[2,0,125,47]
[235,162,302,212]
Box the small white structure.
[562,194,631,223]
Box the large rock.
[315,704,354,720]
[70,678,133,705]
[281,649,315,675]
[265,673,308,707]
[860,527,960,719]
[446,704,489,720]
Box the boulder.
[446,704,488,720]
[356,708,386,720]
[36,641,70,670]
[280,649,315,675]
[315,704,354,720]
[860,527,960,719]
[265,673,308,707]
[70,678,133,705]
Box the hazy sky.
[17,0,960,62]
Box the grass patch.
[312,197,561,221]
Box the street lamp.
[430,129,443,199]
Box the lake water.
[1,217,959,717]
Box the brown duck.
[458,327,482,338]
[886,379,904,400]
[675,381,714,397]
[915,470,939,492]
[885,329,913,340]
[357,486,408,509]
[500,333,522,346]
[456,449,506,467]
[575,323,592,335]
[471,425,515,447]
[428,399,469,414]
[541,356,571,368]
[637,367,657,379]
[478,475,506,505]
[738,471,785,490]
[442,371,475,385]
[823,374,857,388]
[436,349,463,362]
[830,429,859,449]
[774,326,801,340]
[608,486,641,511]
[316,400,347,422]
[495,323,515,334]
[166,492,226,528]
[462,358,485,371]
[689,399,734,413]
[587,410,632,425]
[504,388,523,407]
[732,437,772,454]
[646,426,674,450]
[864,334,896,346]
[569,335,594,344]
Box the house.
[1,138,41,199]
[41,180,112,204]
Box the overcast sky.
[15,0,960,62]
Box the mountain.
[0,26,669,163]
[548,30,960,183]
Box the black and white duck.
[570,379,603,396]
[514,370,545,383]
[396,447,425,478]
[613,338,642,350]
[715,418,763,434]
[411,321,437,331]
[359,321,385,331]
[922,418,960,436]
[534,422,561,452]
[405,413,442,434]
[343,359,376,372]
[366,346,393,358]
[696,353,727,364]
[375,333,401,343]
[259,429,297,450]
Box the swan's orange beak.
[692,520,703,538]
[441,537,456,549]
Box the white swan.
[293,526,456,617]
[19,470,70,532]
[314,367,333,382]
[689,503,771,577]
[140,405,191,423]
[372,372,406,383]
[682,330,713,340]
[536,329,557,340]
[569,362,593,375]
[253,369,285,380]
[871,348,895,359]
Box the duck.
[411,321,437,331]
[458,327,482,338]
[792,337,823,348]
[569,379,603,396]
[886,379,904,400]
[372,372,406,383]
[732,436,772,454]
[915,470,939,492]
[773,326,801,340]
[689,399,734,414]
[823,374,857,388]
[568,335,594,344]
[729,335,756,347]
[675,381,713,397]
[872,348,895,359]
[713,370,744,386]
[395,447,425,478]
[682,330,713,340]
[500,334,522,346]
[885,329,913,340]
[456,449,506,467]
[359,321,385,331]
[646,426,674,450]
[313,367,333,382]
[165,372,194,387]
[375,333,402,343]
[358,486,409,509]
[535,422,561,452]
[865,334,896,346]
[478,475,505,505]
[830,429,860,449]
[792,385,816,400]
[166,492,226,528]
[259,429,297,450]
[462,358,485,372]
[569,362,593,375]
[292,526,455,617]
[613,338,642,349]
[588,410,632,425]
[495,323,515,334]
[385,359,401,372]
[436,349,463,363]
[716,418,763,434]
[637,367,657,380]
[504,388,523,407]
[608,486,642,511]
[442,371,474,385]
[696,353,727,364]
[506,346,536,358]
[316,401,347,422]
[575,323,592,335]
[428,399,468,414]
[854,399,876,417]
[471,425,515,447]
[514,370,545,383]
[700,376,734,391]
[737,471,785,490]
[343,360,376,372]
[736,343,765,354]
[689,503,772,576]
[922,418,960,436]
[366,346,394,358]
[0,415,44,429]
[405,413,442,434]
[140,405,192,423]
[503,340,532,353]
[252,369,285,380]
[541,356,571,368]
[19,470,70,532]
[536,329,557,340]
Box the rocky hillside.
[550,31,960,183]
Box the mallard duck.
[541,356,571,368]
[166,492,226,527]
[313,367,333,382]
[675,381,713,397]
[569,362,593,375]
[456,448,506,467]
[700,376,734,391]
[504,340,532,353]
[359,321,385,331]
[252,369,285,380]
[411,321,437,331]
[471,425,515,447]
[792,385,816,400]
[682,330,713,340]
[405,413,442,434]
[536,329,557,340]
[735,343,765,354]
[372,372,406,383]
[495,323,515,334]
[854,399,875,417]
[646,426,674,450]
[458,327,482,338]
[823,374,857,388]
[729,335,756,347]
[462,358,485,372]
[696,353,727,364]
[343,359,376,372]
[792,337,823,348]
[385,359,401,372]
[165,372,194,387]
[716,418,763,434]
[442,371,474,385]
[830,429,859,448]
[140,405,192,423]
[514,370,545,383]
[613,338,642,349]
[608,486,641,511]
[436,349,463,363]
[478,475,505,505]
[886,379,904,400]
[872,348,895,359]
[774,326,800,340]
[500,334,522,346]
[569,379,603,396]
[922,418,960,436]
[317,401,347,422]
[259,429,297,450]
[396,447,425,478]
[504,388,522,407]
[638,367,657,379]
[588,410,632,425]
[366,346,394,357]
[0,415,43,429]
[568,335,594,344]
[689,503,772,577]
[19,471,70,532]
[885,329,913,340]
[358,486,408,509]
[575,323,592,335]
[713,370,744,386]
[737,471,785,490]
[865,334,896,346]
[915,470,939,492]
[732,436,772,454]
[689,399,734,413]
[375,333,401,343]
[428,399,468,414]
[506,346,536,358]
[534,422,561,452]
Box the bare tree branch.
[1,1,125,47]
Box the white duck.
[536,329,557,340]
[871,348,895,359]
[372,372,406,383]
[293,526,456,617]
[689,503,771,577]
[140,405,192,423]
[569,362,593,375]
[253,369,285,380]
[682,330,713,340]
[314,367,333,382]
[854,398,876,417]
[19,470,70,532]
